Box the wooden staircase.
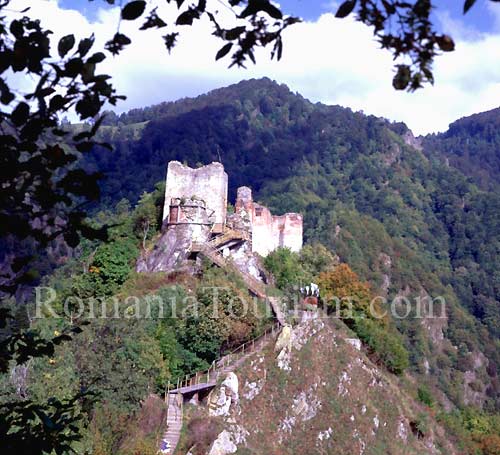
[161,322,281,453]
[168,322,281,395]
[207,227,250,249]
[192,227,287,325]
[160,393,183,454]
[200,247,267,297]
[159,230,288,453]
[192,227,250,252]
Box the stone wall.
[163,161,228,233]
[236,187,303,257]
[273,213,303,253]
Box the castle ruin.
[234,186,303,257]
[137,161,303,285]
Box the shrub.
[417,385,435,407]
[264,247,310,290]
[353,317,409,375]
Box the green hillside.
[3,78,499,454]
[85,79,500,413]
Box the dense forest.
[423,107,500,190]
[2,78,500,453]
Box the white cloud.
[7,0,500,135]
[487,1,500,30]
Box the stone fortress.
[137,161,303,285]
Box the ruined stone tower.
[163,161,228,233]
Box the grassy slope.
[181,316,458,455]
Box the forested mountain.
[84,78,500,412]
[422,107,500,190]
[4,78,498,454]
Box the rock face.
[208,426,248,455]
[225,241,262,280]
[403,130,423,150]
[346,338,362,351]
[208,430,237,455]
[207,372,248,455]
[275,314,324,371]
[208,372,239,417]
[136,207,211,273]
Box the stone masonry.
[163,161,228,233]
[235,186,303,257]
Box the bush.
[263,247,310,290]
[417,385,435,407]
[73,238,139,298]
[353,317,409,375]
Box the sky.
[8,0,500,135]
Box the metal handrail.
[166,321,281,393]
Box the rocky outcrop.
[206,372,249,455]
[378,252,392,295]
[223,241,262,280]
[136,201,211,273]
[208,372,239,417]
[208,425,248,455]
[402,130,423,150]
[275,314,324,371]
[208,430,236,455]
[193,316,458,455]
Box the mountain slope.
[178,316,458,454]
[85,78,500,413]
[422,107,500,190]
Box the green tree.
[72,238,138,299]
[353,317,410,375]
[133,192,159,249]
[299,242,338,279]
[180,285,257,365]
[264,247,311,291]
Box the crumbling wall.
[167,197,215,229]
[235,187,303,257]
[252,203,278,257]
[273,213,303,253]
[163,161,228,232]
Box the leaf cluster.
[0,6,123,296]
